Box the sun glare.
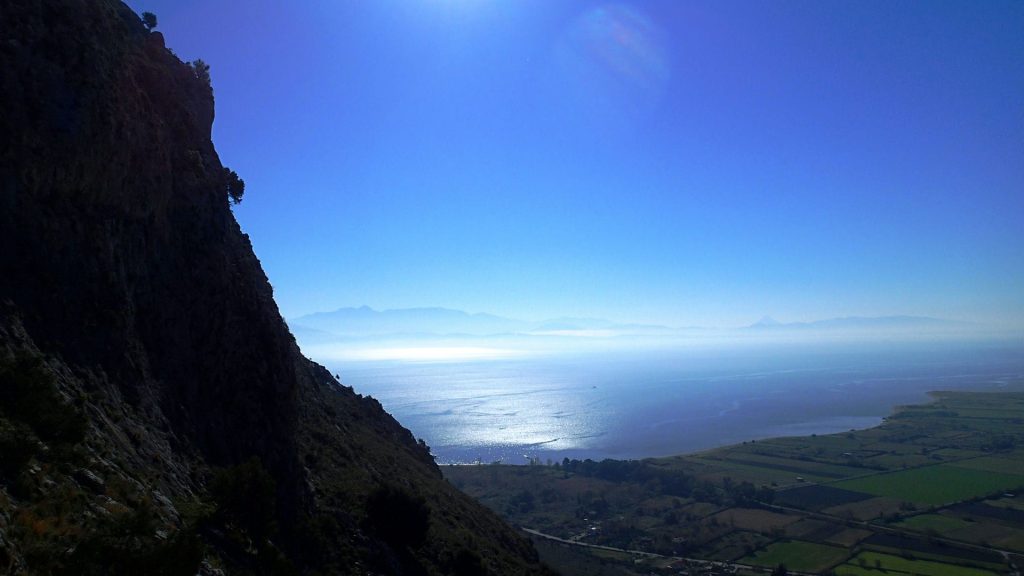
[308,345,526,363]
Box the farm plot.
[949,455,1024,475]
[948,501,1024,524]
[948,521,1024,550]
[861,532,1006,565]
[700,530,772,562]
[832,464,1024,505]
[719,453,866,479]
[894,513,974,534]
[688,458,834,485]
[783,518,840,540]
[709,508,799,532]
[823,497,905,522]
[862,452,934,469]
[836,551,999,576]
[741,540,849,573]
[774,484,872,511]
[824,527,873,547]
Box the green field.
[836,551,999,576]
[716,452,866,478]
[740,540,848,572]
[860,545,1003,572]
[832,464,1024,505]
[894,513,974,533]
[949,455,1024,475]
[688,457,837,484]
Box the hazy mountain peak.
[290,306,528,337]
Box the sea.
[321,340,1024,465]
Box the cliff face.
[0,2,547,574]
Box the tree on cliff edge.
[224,168,245,204]
[141,12,157,31]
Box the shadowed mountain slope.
[0,1,549,574]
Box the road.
[523,527,819,576]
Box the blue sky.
[128,1,1023,329]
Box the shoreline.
[439,386,1020,467]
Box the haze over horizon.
[284,305,1013,363]
[290,303,973,331]
[128,1,1024,331]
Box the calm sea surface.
[323,341,1024,464]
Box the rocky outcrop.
[0,1,549,574]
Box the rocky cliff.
[0,1,549,574]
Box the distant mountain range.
[746,315,966,331]
[291,306,527,338]
[289,308,972,343]
[288,306,674,339]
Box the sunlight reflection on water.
[326,345,1024,464]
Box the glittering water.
[325,342,1024,464]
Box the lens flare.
[578,5,669,96]
[553,3,670,126]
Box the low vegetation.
[741,540,848,573]
[0,353,201,575]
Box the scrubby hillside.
[0,1,549,574]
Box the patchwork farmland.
[447,391,1024,575]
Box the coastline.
[330,348,1024,466]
